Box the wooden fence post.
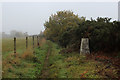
[14,37,16,56]
[33,36,34,49]
[26,37,28,49]
[37,36,39,47]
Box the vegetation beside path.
[40,41,119,78]
[47,42,100,78]
[2,38,48,78]
[2,39,119,78]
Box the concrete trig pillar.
[80,38,90,55]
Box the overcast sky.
[1,2,118,35]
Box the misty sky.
[2,2,118,35]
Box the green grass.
[34,43,49,77]
[47,41,102,78]
[2,38,48,78]
[2,37,38,59]
[2,39,119,78]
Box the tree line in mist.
[1,30,29,38]
[1,30,44,38]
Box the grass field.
[2,37,38,59]
[2,38,120,78]
[2,37,47,78]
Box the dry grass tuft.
[2,48,34,78]
[39,38,46,47]
[21,48,34,60]
[2,53,21,77]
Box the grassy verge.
[47,41,119,78]
[2,38,48,78]
[2,47,35,78]
[47,41,104,78]
[2,38,35,59]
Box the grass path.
[40,47,50,78]
[38,41,100,78]
[39,41,119,78]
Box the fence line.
[13,35,40,56]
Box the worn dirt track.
[40,47,50,78]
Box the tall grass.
[2,37,38,59]
[2,37,48,78]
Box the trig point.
[80,38,90,55]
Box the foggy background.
[1,2,118,36]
